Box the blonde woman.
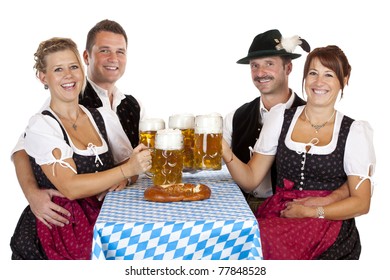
[11,37,151,260]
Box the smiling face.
[83,31,127,90]
[39,49,84,104]
[304,57,342,108]
[250,56,292,96]
[302,45,351,105]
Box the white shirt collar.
[284,89,296,109]
[87,77,125,112]
[259,89,296,121]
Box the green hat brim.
[236,50,301,64]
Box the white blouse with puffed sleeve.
[24,105,132,175]
[253,105,376,193]
[344,120,375,193]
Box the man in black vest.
[224,29,309,212]
[12,20,144,228]
[80,20,144,149]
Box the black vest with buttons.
[231,93,305,192]
[79,81,141,148]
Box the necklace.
[304,108,336,133]
[55,108,80,131]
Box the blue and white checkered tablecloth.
[91,166,263,260]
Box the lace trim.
[50,159,77,176]
[355,175,374,194]
[249,146,254,159]
[48,143,103,176]
[87,143,103,165]
[295,138,319,170]
[296,138,319,155]
[354,164,375,196]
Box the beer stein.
[139,118,166,148]
[152,128,184,185]
[168,114,195,172]
[139,118,165,175]
[193,113,223,170]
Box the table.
[91,166,263,260]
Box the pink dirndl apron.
[36,196,102,260]
[256,179,342,260]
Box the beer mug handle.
[145,148,155,180]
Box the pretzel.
[144,183,211,202]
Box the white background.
[0,0,387,279]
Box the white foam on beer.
[195,113,223,133]
[139,118,166,131]
[168,114,195,129]
[155,128,184,150]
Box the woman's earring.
[44,84,48,90]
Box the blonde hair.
[34,37,86,90]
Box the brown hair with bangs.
[302,45,351,98]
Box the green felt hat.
[237,29,310,64]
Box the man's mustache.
[254,76,274,82]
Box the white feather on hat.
[275,35,302,53]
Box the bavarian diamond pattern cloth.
[92,166,263,260]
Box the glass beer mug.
[193,113,223,170]
[168,114,195,172]
[152,128,184,185]
[139,118,166,148]
[139,118,165,175]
